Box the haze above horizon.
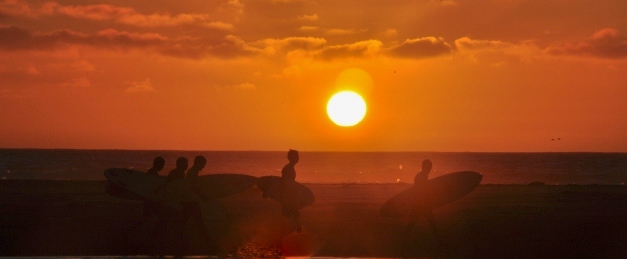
[1,0,626,152]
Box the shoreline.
[1,180,627,258]
[3,178,627,185]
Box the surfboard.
[257,176,315,208]
[105,181,146,201]
[380,171,482,217]
[104,168,258,202]
[104,168,165,200]
[158,173,258,202]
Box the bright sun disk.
[327,91,367,127]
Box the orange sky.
[1,0,626,152]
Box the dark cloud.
[388,37,454,59]
[0,26,34,50]
[0,26,166,50]
[1,1,234,30]
[546,28,627,59]
[0,26,260,59]
[161,35,263,59]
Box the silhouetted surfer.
[129,156,166,245]
[404,159,441,256]
[183,156,213,247]
[186,156,205,178]
[156,157,188,255]
[147,156,165,176]
[141,157,165,219]
[281,149,302,232]
[167,157,188,182]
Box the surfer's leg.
[426,211,441,241]
[403,218,417,259]
[175,209,190,256]
[152,208,174,255]
[191,203,214,247]
[292,207,302,232]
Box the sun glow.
[327,91,367,127]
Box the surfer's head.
[176,157,189,170]
[193,156,207,169]
[152,156,165,171]
[287,149,299,163]
[422,159,432,174]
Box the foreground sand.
[1,180,627,258]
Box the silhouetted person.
[183,156,213,248]
[186,156,206,178]
[147,156,165,176]
[155,157,188,255]
[141,157,165,219]
[281,149,302,232]
[404,159,441,257]
[413,159,432,185]
[167,157,188,183]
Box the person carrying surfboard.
[140,156,165,220]
[406,159,441,246]
[281,149,302,232]
[167,157,188,182]
[156,157,188,255]
[183,156,213,247]
[147,156,165,176]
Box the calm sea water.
[0,149,626,185]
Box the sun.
[327,91,367,127]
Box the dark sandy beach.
[1,180,627,258]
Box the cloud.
[455,37,542,55]
[58,4,234,30]
[1,26,480,62]
[0,0,56,17]
[234,83,256,90]
[221,0,244,17]
[0,26,168,51]
[56,4,133,21]
[161,34,269,59]
[0,26,259,59]
[257,37,326,53]
[270,0,308,4]
[313,40,383,60]
[60,77,91,88]
[297,14,318,21]
[546,28,627,59]
[324,28,368,36]
[215,82,256,90]
[454,37,512,50]
[125,78,154,93]
[0,26,37,50]
[383,29,398,38]
[0,25,269,59]
[71,60,96,72]
[388,37,454,59]
[298,26,319,32]
[1,1,234,30]
[93,29,168,46]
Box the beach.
[1,180,627,258]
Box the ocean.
[0,149,626,185]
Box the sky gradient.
[1,0,626,152]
